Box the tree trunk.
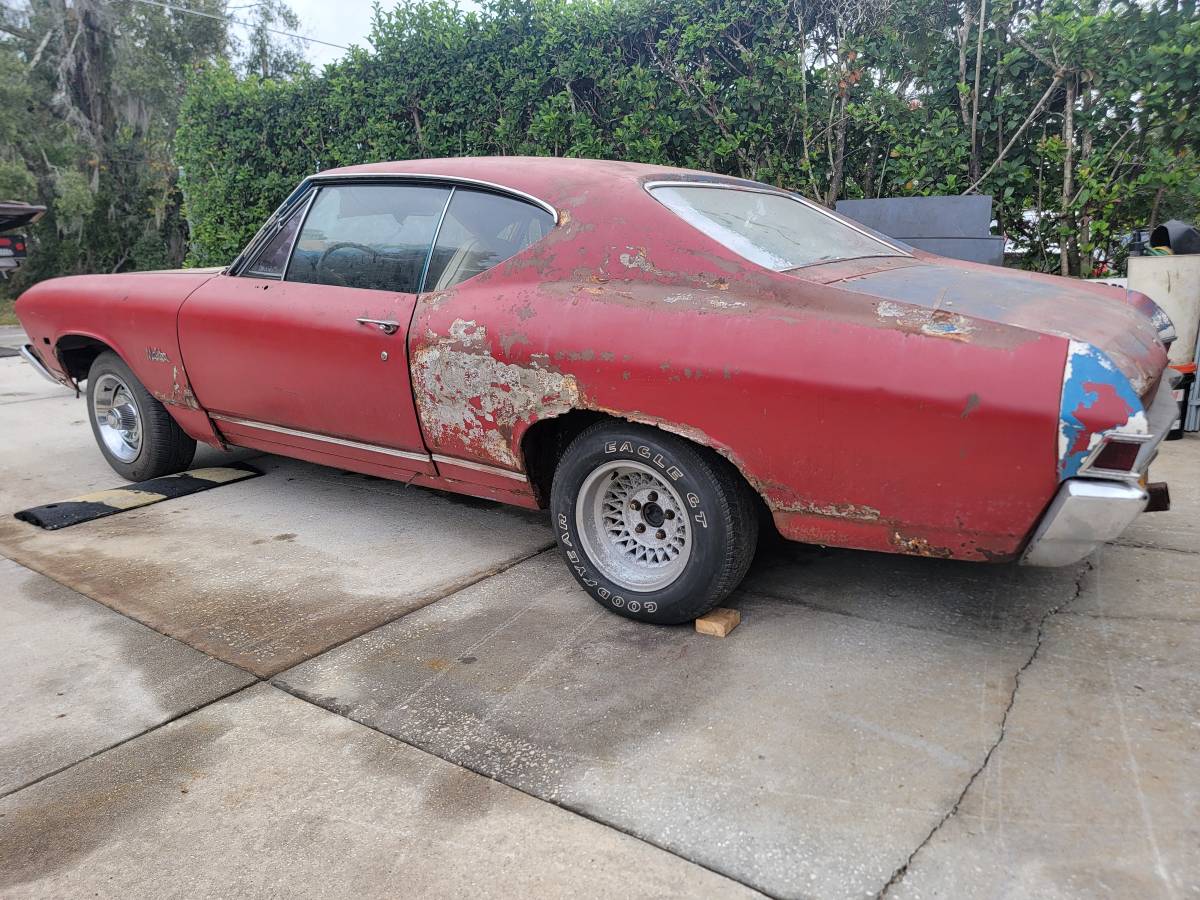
[863,143,877,199]
[827,92,847,206]
[956,7,972,130]
[1148,186,1166,232]
[1059,76,1075,277]
[968,0,987,182]
[1078,85,1094,275]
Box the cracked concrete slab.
[276,549,1084,899]
[1069,543,1200,622]
[0,355,69,409]
[0,684,758,899]
[883,540,1200,897]
[0,557,253,796]
[0,370,254,514]
[0,383,554,676]
[0,325,27,348]
[739,542,1078,646]
[0,454,554,676]
[884,540,1200,899]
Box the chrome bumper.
[1022,374,1174,567]
[19,343,71,387]
[1020,478,1147,566]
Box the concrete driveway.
[1,336,1197,899]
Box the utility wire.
[123,0,351,51]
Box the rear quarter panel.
[411,181,1067,561]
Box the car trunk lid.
[809,256,1167,399]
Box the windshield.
[649,185,905,270]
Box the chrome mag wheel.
[91,372,143,463]
[576,460,693,592]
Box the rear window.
[649,185,905,270]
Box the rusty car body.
[15,157,1177,623]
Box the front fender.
[14,271,225,446]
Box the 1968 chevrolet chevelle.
[15,157,1177,623]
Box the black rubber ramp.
[14,465,261,530]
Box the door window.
[286,184,451,293]
[424,189,555,291]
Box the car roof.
[317,157,750,209]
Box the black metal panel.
[835,196,1003,265]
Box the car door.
[179,181,452,475]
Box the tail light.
[1091,439,1141,471]
[1081,434,1151,479]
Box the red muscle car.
[15,158,1177,624]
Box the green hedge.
[177,0,1200,271]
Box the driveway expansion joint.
[258,541,557,678]
[0,681,258,802]
[1112,540,1199,556]
[1059,610,1200,624]
[873,558,1094,899]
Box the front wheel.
[87,351,196,481]
[550,421,758,624]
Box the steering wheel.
[316,241,379,287]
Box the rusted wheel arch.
[56,334,118,383]
[518,408,767,518]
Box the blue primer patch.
[921,322,963,336]
[1058,341,1144,479]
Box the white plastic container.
[1128,255,1200,367]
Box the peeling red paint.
[15,157,1169,564]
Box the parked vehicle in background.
[0,201,44,277]
[13,158,1178,624]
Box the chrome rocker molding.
[210,415,529,482]
[210,414,431,463]
[19,344,69,387]
[431,454,528,482]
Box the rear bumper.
[1022,373,1175,566]
[1020,479,1148,566]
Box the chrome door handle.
[356,317,400,336]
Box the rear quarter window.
[649,184,905,270]
[424,190,555,291]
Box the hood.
[14,268,226,330]
[822,257,1167,398]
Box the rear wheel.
[550,421,758,624]
[87,351,196,481]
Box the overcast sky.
[269,0,479,69]
[267,0,376,68]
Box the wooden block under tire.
[695,608,740,637]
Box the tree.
[0,0,302,302]
[234,0,308,80]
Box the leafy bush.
[178,0,1200,275]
